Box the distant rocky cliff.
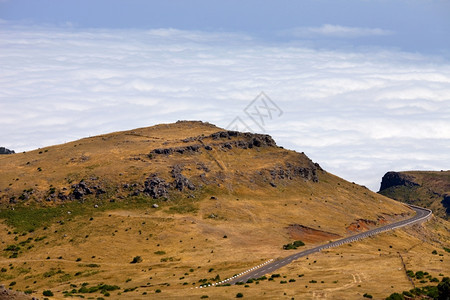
[379,170,450,220]
[0,147,15,154]
[379,171,419,190]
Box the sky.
[1,0,450,191]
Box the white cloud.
[0,24,449,191]
[282,24,394,38]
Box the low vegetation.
[282,240,305,250]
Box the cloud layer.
[283,24,393,38]
[1,24,449,191]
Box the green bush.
[363,293,373,298]
[415,271,425,279]
[236,293,243,298]
[283,240,305,250]
[385,292,404,300]
[43,290,54,296]
[130,256,143,264]
[155,289,161,293]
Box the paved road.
[224,205,431,285]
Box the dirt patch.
[286,224,341,243]
[346,215,392,233]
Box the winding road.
[222,205,432,285]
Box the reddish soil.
[286,224,341,243]
[346,215,390,233]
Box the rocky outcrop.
[70,180,106,200]
[379,171,419,191]
[207,131,276,148]
[269,162,320,183]
[143,175,170,199]
[71,180,93,199]
[379,171,449,220]
[0,147,15,154]
[171,165,195,191]
[151,144,201,155]
[150,131,277,156]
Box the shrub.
[283,240,305,250]
[43,290,54,296]
[201,296,209,299]
[155,289,161,293]
[402,291,413,297]
[9,281,16,286]
[363,293,373,298]
[415,271,425,279]
[236,293,243,298]
[130,256,143,264]
[154,251,166,255]
[385,293,404,300]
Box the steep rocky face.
[379,171,419,191]
[378,170,450,220]
[150,130,277,156]
[0,147,15,154]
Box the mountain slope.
[379,170,450,220]
[0,121,447,299]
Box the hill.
[379,171,450,220]
[0,121,448,299]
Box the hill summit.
[0,121,322,206]
[2,121,445,300]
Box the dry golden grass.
[0,121,447,299]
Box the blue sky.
[1,0,450,54]
[1,1,449,191]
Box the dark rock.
[71,180,93,200]
[143,174,170,199]
[0,147,14,154]
[270,182,277,187]
[268,162,319,183]
[171,165,195,191]
[223,143,232,149]
[379,172,419,191]
[57,193,68,201]
[153,148,173,155]
[151,144,202,156]
[196,163,210,172]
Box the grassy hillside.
[0,121,448,299]
[379,171,450,220]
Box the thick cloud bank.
[1,24,449,191]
